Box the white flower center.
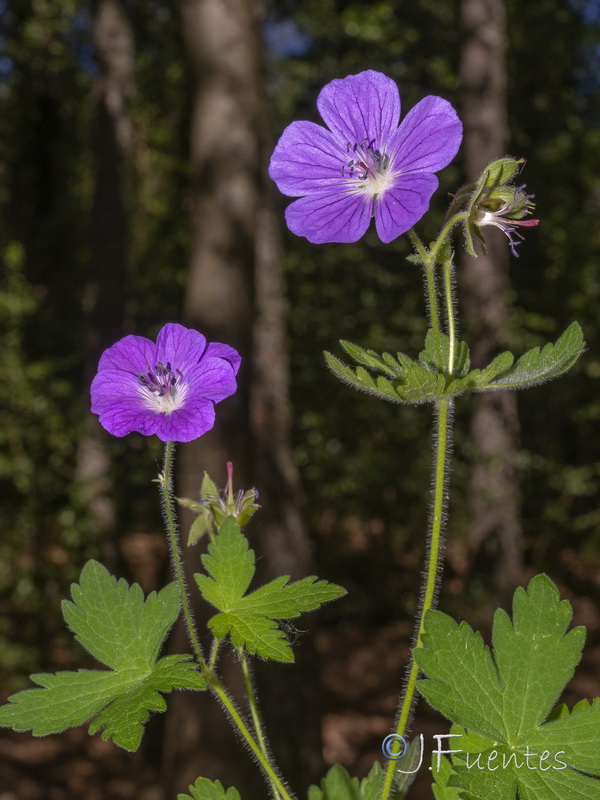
[342,138,396,198]
[137,362,188,415]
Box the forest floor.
[1,552,599,800]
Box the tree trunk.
[76,0,134,558]
[459,0,523,595]
[164,1,319,795]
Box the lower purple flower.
[91,323,240,443]
[269,70,462,244]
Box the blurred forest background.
[1,0,599,798]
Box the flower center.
[342,139,394,198]
[137,362,186,414]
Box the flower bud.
[177,463,260,545]
[458,157,539,257]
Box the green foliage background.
[0,0,598,717]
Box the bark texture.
[460,0,523,594]
[76,0,133,552]
[163,1,319,795]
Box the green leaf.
[307,764,361,800]
[196,517,345,662]
[200,471,220,501]
[359,763,384,800]
[431,751,465,800]
[416,575,600,799]
[0,560,205,751]
[188,513,212,546]
[419,330,471,379]
[178,777,241,800]
[478,322,585,391]
[339,340,403,378]
[327,323,584,405]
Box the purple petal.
[317,70,400,151]
[374,173,439,243]
[97,398,159,438]
[388,96,462,174]
[285,190,372,244]
[154,402,216,443]
[268,121,348,197]
[98,335,156,374]
[155,323,207,372]
[204,342,242,375]
[91,369,144,412]
[186,357,237,403]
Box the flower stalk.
[160,442,292,800]
[381,221,460,800]
[381,398,453,800]
[161,441,206,669]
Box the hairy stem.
[161,441,206,668]
[380,398,453,800]
[240,650,281,800]
[161,443,291,799]
[442,258,457,375]
[206,672,293,800]
[408,230,443,368]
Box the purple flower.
[269,70,462,244]
[473,184,539,257]
[91,323,240,443]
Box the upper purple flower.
[269,70,462,244]
[91,323,240,443]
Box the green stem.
[428,211,469,264]
[208,638,220,672]
[407,227,445,372]
[160,443,291,799]
[442,259,456,375]
[206,672,293,800]
[380,399,453,800]
[424,261,443,370]
[161,441,206,668]
[240,650,281,800]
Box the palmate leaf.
[307,762,408,800]
[324,349,446,404]
[0,561,205,751]
[414,575,600,799]
[324,323,584,404]
[178,777,241,800]
[477,322,585,391]
[195,517,346,662]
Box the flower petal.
[91,369,143,413]
[155,323,207,373]
[269,121,348,197]
[285,190,372,244]
[204,342,242,375]
[388,96,462,174]
[186,357,237,403]
[317,70,400,150]
[97,397,159,438]
[154,402,216,443]
[98,335,156,374]
[374,173,439,243]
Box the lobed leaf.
[0,561,205,750]
[419,330,471,379]
[308,764,361,800]
[418,575,600,799]
[478,322,585,391]
[325,323,584,405]
[339,340,402,377]
[195,517,346,662]
[178,777,241,800]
